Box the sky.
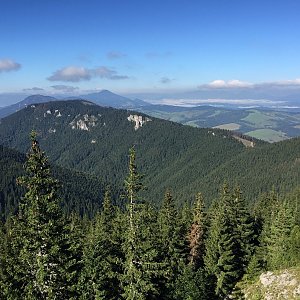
[1,0,300,105]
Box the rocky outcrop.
[69,114,98,131]
[244,268,300,300]
[127,114,151,130]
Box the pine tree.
[122,147,159,299]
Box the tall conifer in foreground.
[8,131,77,298]
[122,147,159,299]
[204,184,255,299]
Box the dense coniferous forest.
[0,131,299,299]
[1,100,300,206]
[0,144,114,219]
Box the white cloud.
[200,78,300,90]
[264,78,300,87]
[47,65,129,82]
[48,66,90,82]
[0,59,21,72]
[205,79,253,89]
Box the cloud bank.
[199,78,300,90]
[47,66,129,82]
[0,59,21,73]
[23,87,44,91]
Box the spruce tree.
[204,184,255,299]
[80,188,122,299]
[5,131,81,299]
[156,190,190,299]
[122,147,159,299]
[265,200,296,270]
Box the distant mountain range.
[0,99,299,205]
[1,90,300,142]
[0,90,148,119]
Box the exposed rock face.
[43,109,62,118]
[244,269,300,300]
[127,114,151,130]
[69,114,98,131]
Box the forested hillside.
[0,100,246,203]
[0,134,299,299]
[0,144,113,219]
[1,100,300,205]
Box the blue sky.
[1,0,300,104]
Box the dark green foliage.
[173,265,208,300]
[0,100,247,204]
[156,190,190,299]
[0,144,114,219]
[204,184,256,298]
[122,148,160,299]
[0,106,299,299]
[80,189,122,299]
[1,132,82,299]
[1,100,300,206]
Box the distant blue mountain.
[80,90,149,108]
[0,94,57,118]
[0,90,150,119]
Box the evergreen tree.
[156,190,190,299]
[0,220,6,299]
[204,184,255,299]
[80,188,122,299]
[265,200,297,270]
[122,147,159,299]
[4,131,81,299]
[173,264,208,300]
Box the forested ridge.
[0,133,299,299]
[0,102,300,299]
[0,100,299,205]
